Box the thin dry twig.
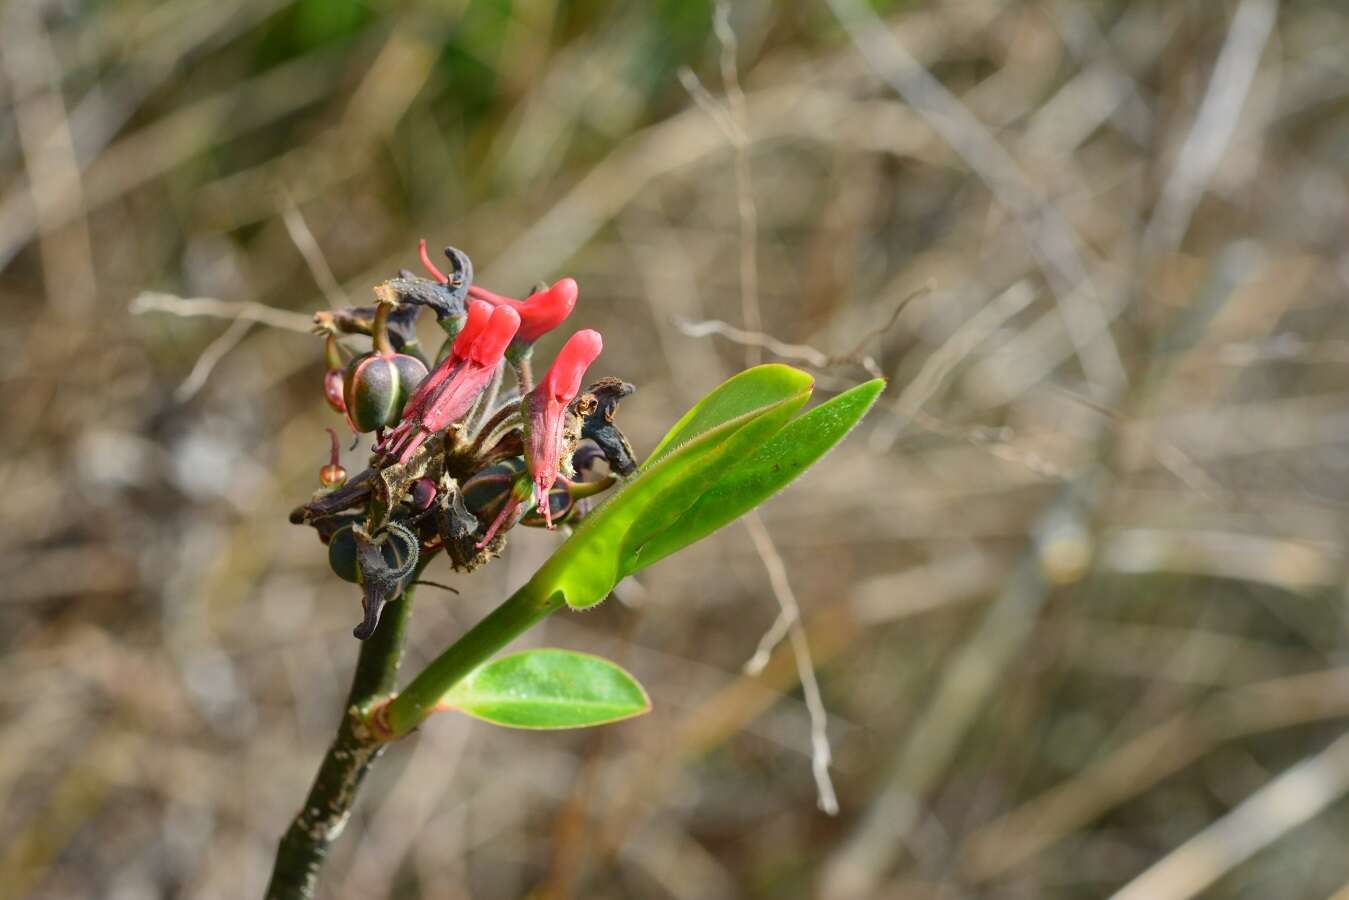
[673,285,925,379]
[825,0,1127,399]
[1111,730,1349,900]
[714,1,761,367]
[130,291,315,333]
[174,315,254,403]
[0,2,97,317]
[281,193,349,309]
[675,1,761,365]
[871,280,1037,451]
[1142,0,1279,255]
[677,1,840,818]
[743,511,839,816]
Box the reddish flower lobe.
[468,278,578,344]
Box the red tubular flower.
[467,278,578,344]
[397,300,492,429]
[522,329,603,528]
[380,303,520,464]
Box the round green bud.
[343,352,428,432]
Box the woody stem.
[263,563,424,900]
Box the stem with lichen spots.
[263,564,423,900]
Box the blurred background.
[3,0,1349,897]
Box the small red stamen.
[467,284,519,306]
[475,493,522,548]
[418,239,448,284]
[326,427,342,466]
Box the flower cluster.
[294,243,636,639]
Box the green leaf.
[632,378,885,569]
[644,365,814,467]
[441,649,650,729]
[531,371,814,609]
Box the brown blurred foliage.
[3,0,1349,897]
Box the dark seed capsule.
[328,525,361,583]
[461,458,528,524]
[463,457,618,531]
[520,474,616,528]
[572,441,607,474]
[327,524,418,584]
[521,481,576,527]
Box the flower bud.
[318,427,348,487]
[323,369,346,414]
[409,477,437,511]
[321,334,349,414]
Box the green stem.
[323,334,344,371]
[371,302,394,356]
[508,349,534,396]
[383,577,563,737]
[263,575,420,900]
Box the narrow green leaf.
[644,365,813,467]
[441,649,650,729]
[632,379,885,569]
[531,378,813,609]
